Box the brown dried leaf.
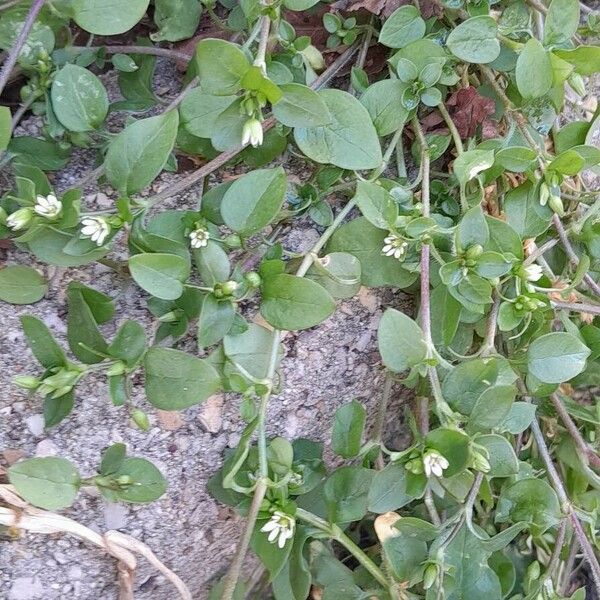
[446,86,496,139]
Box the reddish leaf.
[446,86,496,139]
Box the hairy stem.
[530,418,600,595]
[437,102,464,155]
[71,45,191,62]
[549,393,600,470]
[0,0,46,96]
[552,214,600,297]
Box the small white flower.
[6,207,33,230]
[423,450,449,478]
[34,194,62,219]
[382,234,408,260]
[242,118,264,148]
[260,511,295,549]
[80,216,110,246]
[189,226,210,249]
[523,264,543,282]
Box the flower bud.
[241,118,263,148]
[465,244,483,259]
[13,375,40,390]
[423,563,438,590]
[158,310,181,323]
[106,362,126,377]
[539,182,549,206]
[223,233,242,248]
[548,193,564,216]
[116,475,133,486]
[301,45,325,70]
[6,208,33,231]
[221,280,239,296]
[244,271,261,288]
[132,408,150,431]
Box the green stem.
[295,508,390,590]
[437,102,463,155]
[222,198,359,599]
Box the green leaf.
[324,466,374,523]
[446,16,500,64]
[210,98,246,151]
[20,315,67,369]
[294,89,382,171]
[379,6,426,49]
[221,167,287,235]
[99,443,127,475]
[527,332,590,383]
[223,323,282,380]
[378,308,427,373]
[368,463,425,513]
[108,320,147,366]
[516,39,553,99]
[109,457,167,503]
[180,89,236,138]
[128,253,190,300]
[494,146,537,172]
[554,46,600,76]
[8,137,70,171]
[453,150,495,186]
[497,478,561,532]
[498,402,536,434]
[144,346,221,409]
[431,525,503,599]
[72,0,150,35]
[152,0,202,42]
[544,0,579,46]
[51,64,108,132]
[9,457,80,510]
[327,217,418,288]
[0,105,11,152]
[104,111,179,195]
[431,285,461,347]
[198,295,235,349]
[0,7,54,64]
[44,391,75,428]
[547,149,585,176]
[0,266,47,304]
[194,241,231,286]
[272,83,332,128]
[360,80,408,137]
[485,215,524,259]
[476,434,519,477]
[331,401,366,458]
[251,519,293,581]
[468,385,516,431]
[194,38,250,95]
[354,181,397,229]
[66,282,110,364]
[306,252,361,300]
[260,274,335,331]
[457,204,489,249]
[504,181,552,238]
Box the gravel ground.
[0,60,413,599]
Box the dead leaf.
[446,86,496,139]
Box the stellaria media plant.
[1,0,600,598]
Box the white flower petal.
[267,528,280,543]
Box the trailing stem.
[0,0,46,96]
